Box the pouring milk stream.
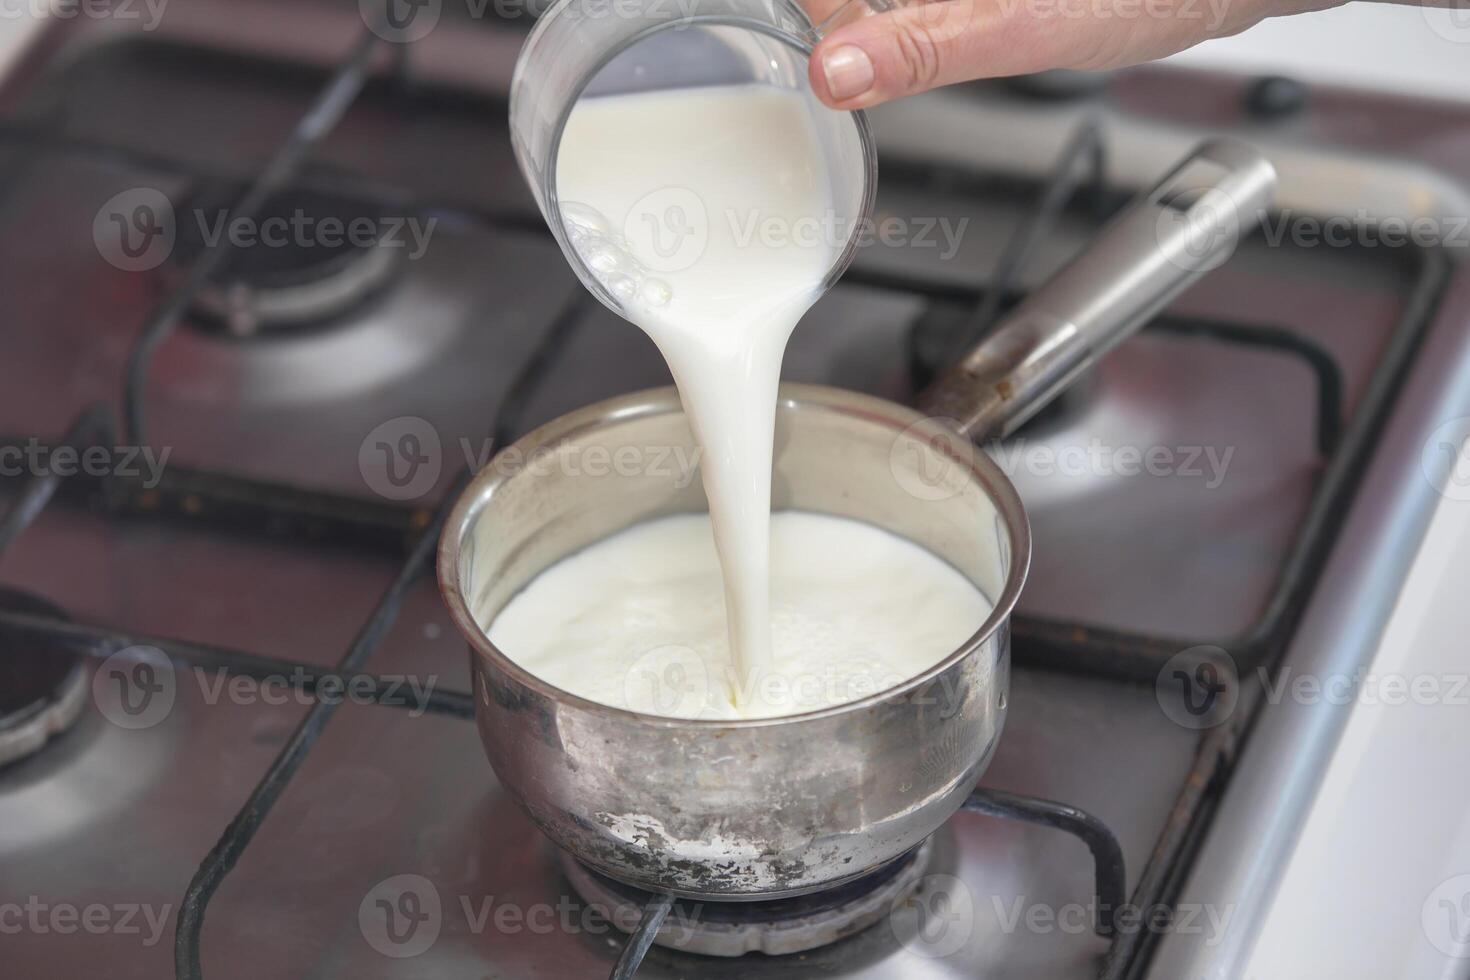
[489,83,990,718]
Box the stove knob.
[1245,75,1307,120]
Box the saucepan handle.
[918,138,1277,443]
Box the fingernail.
[822,45,875,101]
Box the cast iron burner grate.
[0,20,1451,980]
[579,790,1125,976]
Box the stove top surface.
[0,1,1465,978]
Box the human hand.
[804,0,1341,109]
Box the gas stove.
[1,1,1467,978]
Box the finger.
[809,0,999,109]
[807,0,1220,109]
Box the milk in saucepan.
[490,512,990,719]
[491,83,991,718]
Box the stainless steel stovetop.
[1,1,1467,978]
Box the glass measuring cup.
[508,0,878,316]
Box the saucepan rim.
[436,381,1031,730]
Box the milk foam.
[487,512,993,720]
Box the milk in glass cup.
[508,0,877,315]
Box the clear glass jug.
[508,0,878,316]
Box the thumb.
[808,0,988,109]
[809,0,1287,109]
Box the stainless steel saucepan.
[438,139,1275,900]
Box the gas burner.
[171,183,406,338]
[0,589,88,769]
[561,841,931,957]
